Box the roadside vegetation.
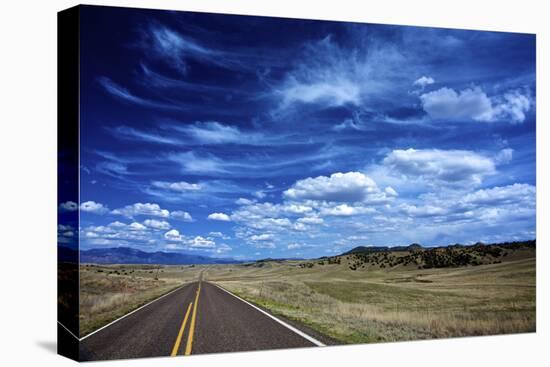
[79,264,198,337]
[205,242,535,344]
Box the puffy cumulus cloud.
[489,90,532,124]
[243,217,293,232]
[420,86,532,123]
[297,216,324,225]
[187,236,216,248]
[283,204,313,214]
[383,148,496,187]
[385,186,398,197]
[143,219,171,230]
[461,183,535,208]
[163,230,219,250]
[249,234,274,241]
[319,203,375,217]
[283,172,380,203]
[80,201,109,215]
[152,181,201,192]
[420,87,492,121]
[399,183,535,224]
[413,76,435,88]
[128,222,147,231]
[59,201,78,212]
[164,229,183,241]
[399,203,450,218]
[82,221,155,245]
[171,210,194,222]
[208,231,231,240]
[112,202,170,218]
[207,212,231,221]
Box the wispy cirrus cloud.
[99,77,184,110]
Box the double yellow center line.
[171,282,201,356]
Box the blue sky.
[58,6,536,260]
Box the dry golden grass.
[204,255,535,344]
[79,264,201,337]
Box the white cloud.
[214,243,232,254]
[385,186,398,197]
[112,202,170,218]
[58,224,74,232]
[59,201,78,212]
[171,210,194,222]
[399,203,449,218]
[236,198,255,205]
[187,236,216,248]
[164,229,183,241]
[249,234,274,241]
[420,86,492,121]
[128,222,147,231]
[462,183,535,208]
[147,26,217,73]
[152,181,201,192]
[413,76,435,88]
[207,212,231,221]
[208,231,230,240]
[319,203,375,217]
[490,90,532,124]
[108,221,126,228]
[297,217,324,225]
[383,148,496,187]
[283,172,379,202]
[333,118,361,131]
[420,86,531,123]
[279,79,361,108]
[399,183,535,224]
[253,190,266,199]
[175,121,264,145]
[143,219,171,230]
[494,148,514,165]
[80,201,109,215]
[272,34,406,112]
[169,151,226,174]
[283,204,313,214]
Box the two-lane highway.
[80,281,323,361]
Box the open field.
[79,264,201,337]
[203,245,536,344]
[79,243,535,343]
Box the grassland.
[203,244,536,344]
[79,243,535,343]
[79,264,200,337]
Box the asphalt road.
[80,281,322,361]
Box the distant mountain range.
[58,246,242,265]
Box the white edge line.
[58,321,80,341]
[79,283,189,341]
[213,283,326,347]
